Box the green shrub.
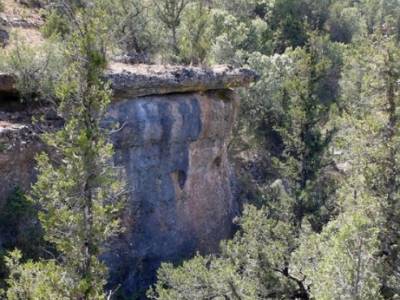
[0,187,45,288]
[5,250,73,300]
[95,0,161,63]
[0,187,44,256]
[177,2,213,65]
[0,34,65,102]
[0,0,4,12]
[41,10,71,39]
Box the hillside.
[1,1,400,300]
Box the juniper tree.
[293,33,400,300]
[355,35,400,298]
[293,190,382,300]
[6,1,125,299]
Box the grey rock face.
[0,64,257,298]
[104,90,239,297]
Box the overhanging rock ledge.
[106,63,259,100]
[0,63,258,299]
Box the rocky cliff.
[0,65,257,298]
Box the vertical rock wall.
[104,90,239,297]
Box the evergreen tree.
[293,192,382,300]
[5,1,125,299]
[311,18,400,298]
[357,36,400,298]
[337,24,400,296]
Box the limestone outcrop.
[0,64,257,298]
[107,63,258,100]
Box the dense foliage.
[143,1,400,300]
[1,0,400,299]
